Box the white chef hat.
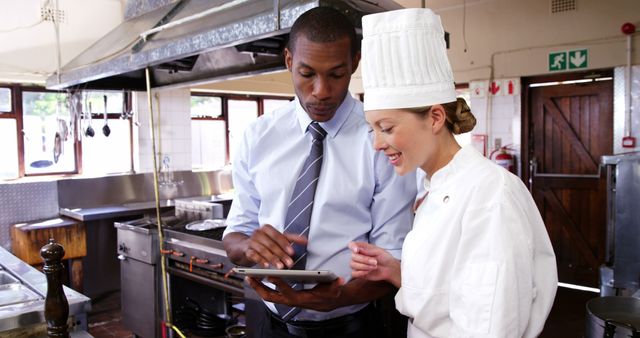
[361,8,457,111]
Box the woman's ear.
[429,105,447,133]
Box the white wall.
[0,0,123,84]
[470,79,522,148]
[406,0,640,82]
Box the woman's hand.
[348,242,402,288]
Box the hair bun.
[451,98,476,135]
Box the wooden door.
[523,70,613,287]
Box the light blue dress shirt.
[224,94,417,321]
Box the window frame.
[0,84,134,179]
[21,87,81,177]
[0,85,23,177]
[190,92,293,167]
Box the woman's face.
[365,108,434,176]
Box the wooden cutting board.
[11,217,86,265]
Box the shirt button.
[443,196,450,203]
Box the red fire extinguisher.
[490,146,516,174]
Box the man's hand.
[223,224,307,268]
[246,276,346,312]
[349,242,402,288]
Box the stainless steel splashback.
[57,170,233,209]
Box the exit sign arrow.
[569,49,588,69]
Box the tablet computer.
[231,267,338,283]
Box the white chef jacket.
[395,146,557,338]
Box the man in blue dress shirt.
[222,7,417,338]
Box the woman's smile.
[387,152,401,166]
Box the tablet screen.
[231,268,338,283]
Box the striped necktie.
[276,121,327,321]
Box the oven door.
[120,256,158,338]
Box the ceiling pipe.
[139,0,252,41]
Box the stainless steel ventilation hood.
[46,0,402,91]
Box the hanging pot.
[585,296,640,338]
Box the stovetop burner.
[117,215,227,242]
[123,215,185,228]
[165,221,226,241]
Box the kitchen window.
[0,87,11,112]
[80,90,133,175]
[263,98,290,115]
[228,99,258,162]
[22,91,77,175]
[190,93,291,170]
[0,86,18,179]
[0,86,133,180]
[191,96,226,170]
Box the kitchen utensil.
[57,118,68,141]
[121,89,132,119]
[53,132,62,163]
[68,93,76,142]
[102,95,110,136]
[29,160,53,168]
[85,102,95,137]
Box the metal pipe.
[530,156,602,179]
[140,0,252,41]
[145,68,175,334]
[274,0,281,30]
[625,34,632,137]
[533,173,601,179]
[54,0,61,84]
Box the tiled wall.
[134,88,192,173]
[0,181,59,251]
[614,65,640,154]
[469,78,522,174]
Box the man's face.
[285,35,360,122]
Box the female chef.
[349,8,558,338]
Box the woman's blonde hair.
[409,98,476,135]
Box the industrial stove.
[162,221,242,294]
[115,196,245,337]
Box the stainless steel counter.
[0,246,91,332]
[59,199,174,221]
[59,195,234,222]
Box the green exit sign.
[548,49,588,71]
[568,49,588,69]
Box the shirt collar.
[294,94,355,139]
[423,146,478,192]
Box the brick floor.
[87,291,133,338]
